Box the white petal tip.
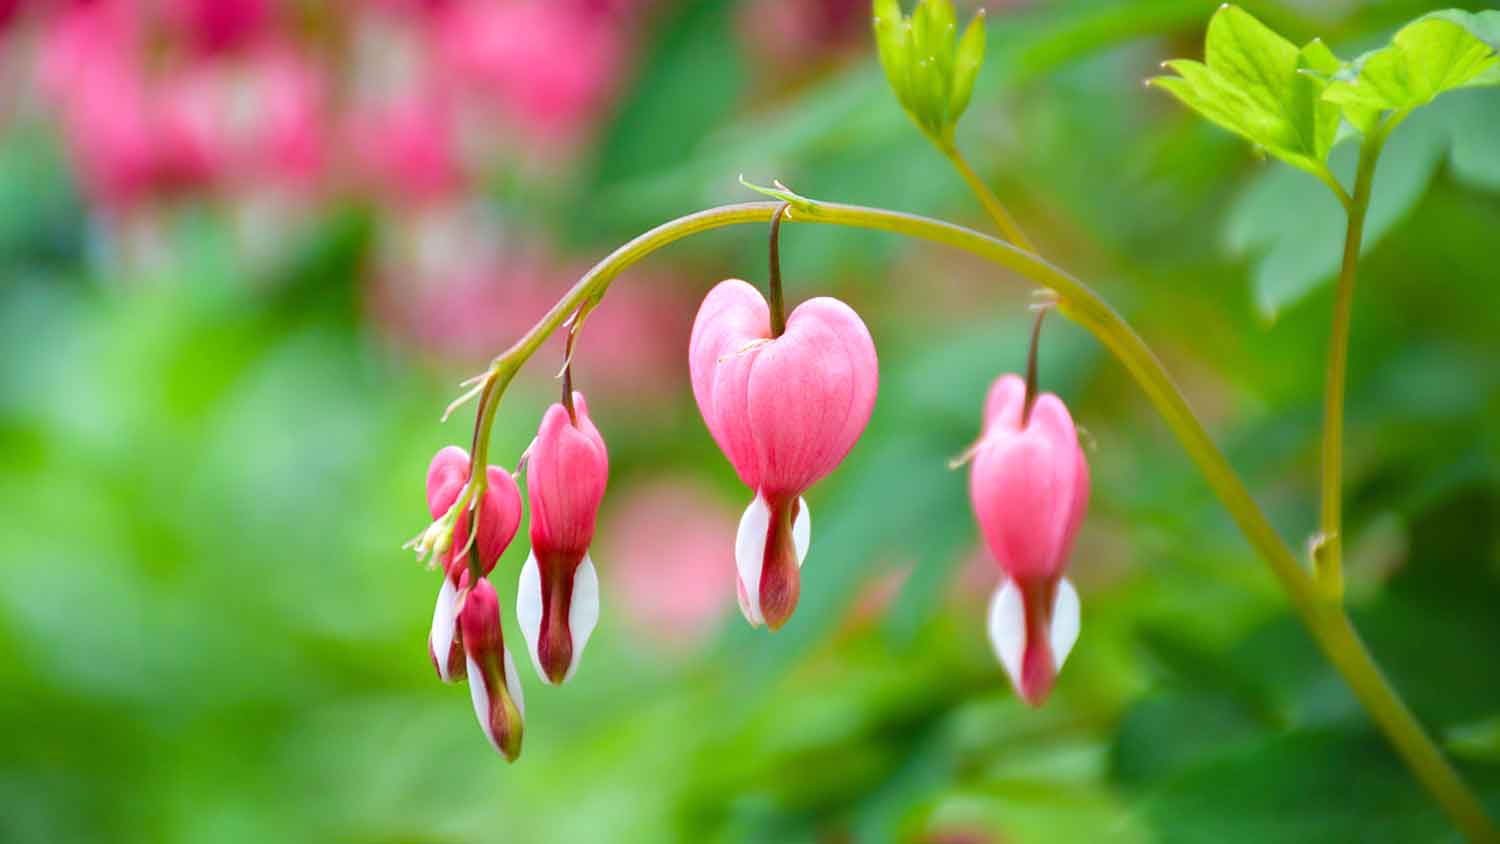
[1051,577,1080,671]
[987,579,1026,693]
[430,578,459,683]
[516,551,545,680]
[562,554,601,683]
[733,494,810,628]
[986,577,1082,699]
[734,495,771,627]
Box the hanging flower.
[969,374,1088,706]
[689,279,878,630]
[516,391,608,684]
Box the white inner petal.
[987,578,1026,694]
[563,554,601,683]
[466,654,501,753]
[429,578,459,683]
[734,494,772,627]
[1050,576,1081,671]
[515,551,545,680]
[792,496,810,567]
[503,646,525,718]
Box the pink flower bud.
[424,446,523,683]
[689,279,878,630]
[969,374,1089,707]
[458,577,525,761]
[517,392,608,685]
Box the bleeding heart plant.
[399,7,1500,840]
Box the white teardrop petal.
[563,554,600,683]
[429,578,459,683]
[516,551,545,679]
[792,496,810,567]
[987,579,1026,694]
[503,646,525,718]
[734,494,771,627]
[465,654,500,753]
[1050,576,1080,671]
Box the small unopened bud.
[517,392,608,685]
[459,578,525,761]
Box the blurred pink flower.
[434,0,626,142]
[39,3,324,211]
[600,479,736,649]
[740,0,868,67]
[368,206,694,401]
[161,0,271,55]
[348,87,464,207]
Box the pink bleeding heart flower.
[689,279,878,630]
[516,391,608,685]
[424,446,523,684]
[458,576,525,761]
[969,374,1088,707]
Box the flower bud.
[969,374,1088,706]
[424,446,522,683]
[516,392,608,685]
[689,279,878,630]
[873,0,987,142]
[458,577,525,761]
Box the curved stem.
[1318,127,1386,597]
[1021,302,1050,426]
[942,143,1036,252]
[767,202,790,337]
[461,199,1493,840]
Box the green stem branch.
[942,143,1036,252]
[457,199,1492,841]
[1318,127,1386,597]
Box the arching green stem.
[450,199,1492,841]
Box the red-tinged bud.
[969,374,1088,707]
[517,392,608,685]
[689,279,878,630]
[458,577,525,761]
[424,446,522,683]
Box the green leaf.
[1416,10,1500,53]
[1322,18,1499,121]
[1228,84,1500,318]
[1150,6,1343,180]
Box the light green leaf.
[1150,6,1343,180]
[1418,9,1500,52]
[1322,18,1498,121]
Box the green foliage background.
[2,1,1499,841]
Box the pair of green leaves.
[1151,6,1499,193]
[873,0,986,145]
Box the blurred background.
[1,0,1498,841]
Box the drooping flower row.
[419,388,607,760]
[416,275,1090,758]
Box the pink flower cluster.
[419,388,608,760]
